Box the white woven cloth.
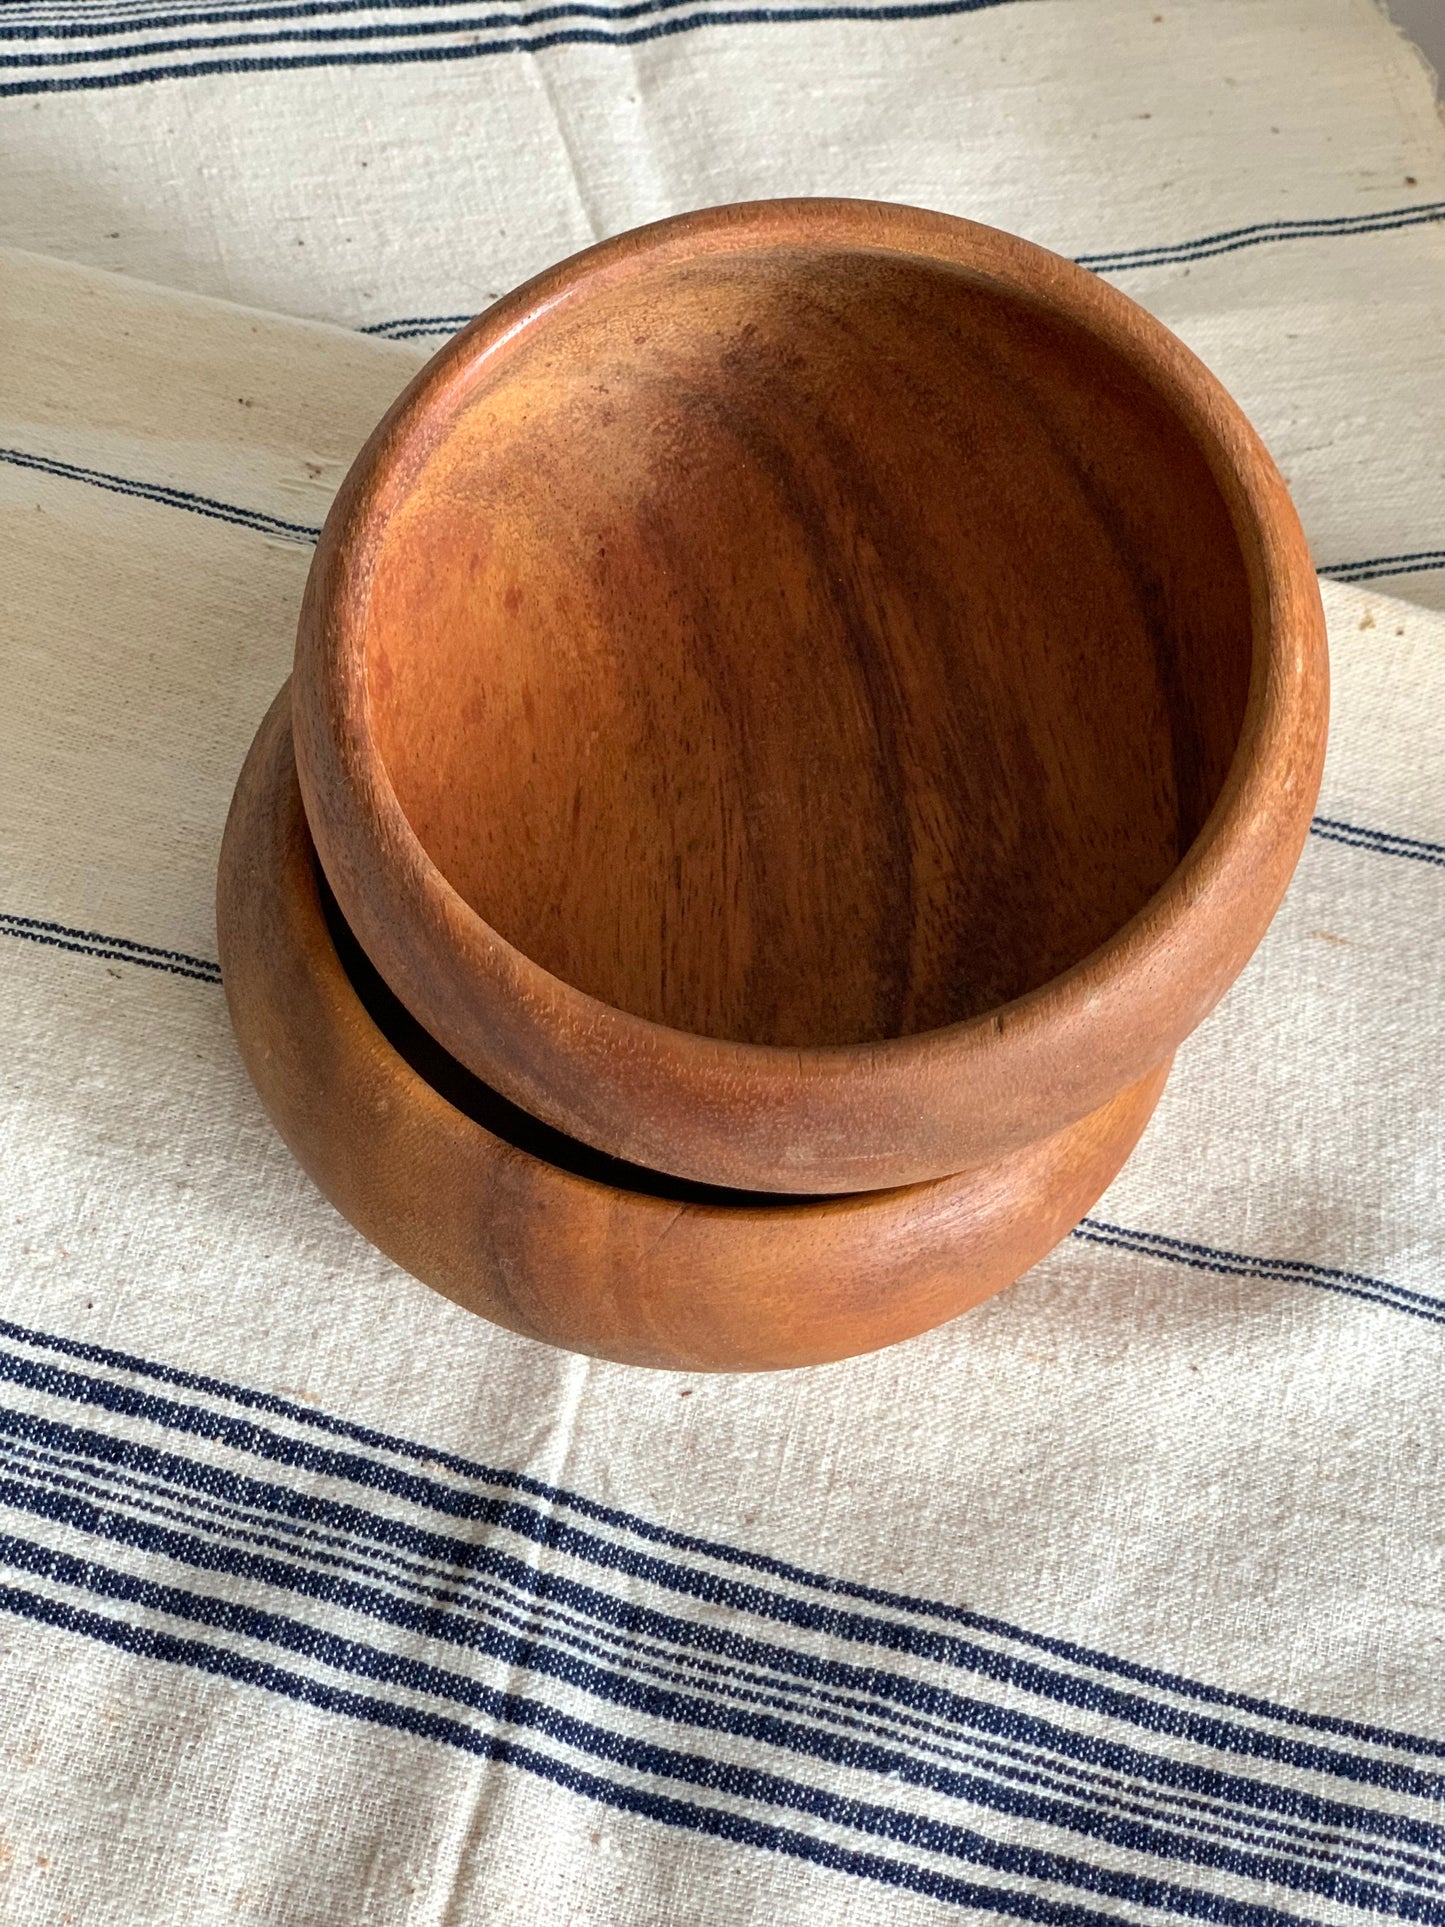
[2,1,1445,1921]
[2,0,1443,605]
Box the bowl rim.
[292,196,1328,1196]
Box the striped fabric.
[2,3,1445,605]
[8,1313,1445,1927]
[1,1,1444,1919]
[1,0,1443,611]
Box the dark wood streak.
[950,314,1248,868]
[696,352,921,1044]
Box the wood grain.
[292,200,1328,1194]
[219,687,1171,1371]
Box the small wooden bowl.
[293,199,1327,1195]
[218,686,1170,1371]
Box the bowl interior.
[363,245,1253,1049]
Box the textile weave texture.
[1,0,1444,1920]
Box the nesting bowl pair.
[217,198,1328,1370]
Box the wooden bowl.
[218,686,1170,1371]
[293,199,1327,1196]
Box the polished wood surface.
[219,687,1170,1371]
[293,200,1327,1194]
[365,256,1247,1042]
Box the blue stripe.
[2,0,879,43]
[1319,550,1445,585]
[1309,818,1445,868]
[0,0,1025,93]
[356,196,1445,339]
[6,0,718,38]
[6,1406,1443,1892]
[0,1524,1393,1926]
[3,1422,1301,1870]
[3,0,830,59]
[0,1572,1273,1927]
[11,1405,1442,1872]
[2,1401,1410,1849]
[0,439,337,558]
[0,912,221,983]
[4,0,180,11]
[1,1486,1388,1918]
[4,1311,1442,1763]
[1072,1219,1445,1327]
[10,1444,1431,1895]
[0,445,321,544]
[1077,202,1445,273]
[361,312,474,339]
[6,0,549,15]
[9,1336,1445,1805]
[8,0,351,11]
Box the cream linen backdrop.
[1,0,1444,1921]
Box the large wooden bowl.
[293,199,1327,1195]
[218,687,1170,1371]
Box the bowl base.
[217,685,1171,1371]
